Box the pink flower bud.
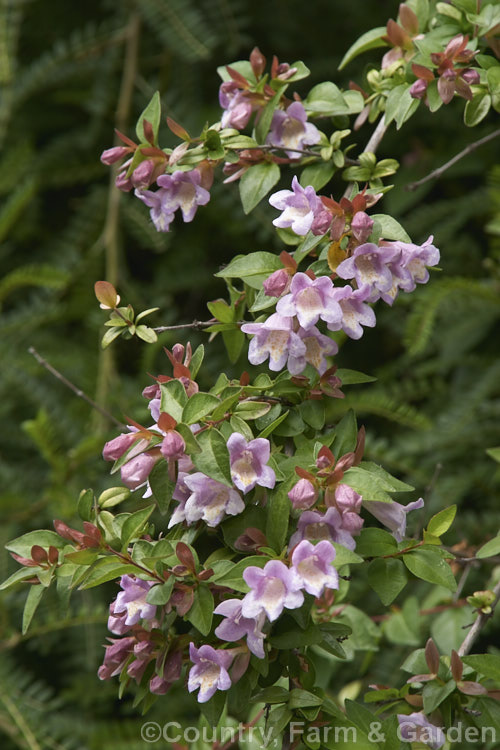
[462,69,480,85]
[335,484,362,513]
[341,511,364,533]
[120,453,157,489]
[351,211,374,243]
[160,431,186,460]
[115,170,133,192]
[172,343,185,362]
[263,268,291,297]
[288,478,318,509]
[100,146,129,165]
[102,432,137,462]
[131,159,155,189]
[410,79,428,99]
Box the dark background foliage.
[0,0,499,747]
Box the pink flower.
[227,433,276,495]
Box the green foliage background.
[0,0,499,748]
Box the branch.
[457,579,500,657]
[406,128,500,192]
[342,115,388,198]
[153,319,217,333]
[28,347,126,430]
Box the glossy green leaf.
[239,162,281,214]
[192,428,232,486]
[368,558,408,605]
[403,549,457,591]
[339,26,388,69]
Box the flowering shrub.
[3,2,500,748]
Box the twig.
[153,319,217,333]
[457,579,500,657]
[28,347,125,430]
[406,128,500,191]
[343,115,388,198]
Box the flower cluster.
[410,34,479,105]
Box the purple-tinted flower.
[266,102,321,159]
[131,159,155,189]
[290,325,338,375]
[334,484,362,514]
[288,478,318,510]
[113,575,157,626]
[149,650,182,694]
[269,176,330,236]
[289,507,362,551]
[335,285,376,339]
[386,236,440,293]
[397,713,445,749]
[364,498,424,542]
[127,640,155,682]
[120,452,158,490]
[177,472,245,527]
[291,540,339,597]
[219,81,254,130]
[277,273,343,330]
[410,78,429,99]
[135,187,176,232]
[188,643,233,703]
[214,599,267,658]
[263,268,291,298]
[241,313,306,372]
[241,560,304,621]
[156,169,210,222]
[336,243,401,303]
[227,433,276,495]
[98,636,136,680]
[107,600,131,635]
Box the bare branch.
[153,319,217,333]
[343,115,388,198]
[406,128,500,192]
[457,579,500,657]
[28,347,125,430]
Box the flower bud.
[263,268,291,297]
[131,159,155,189]
[115,170,133,192]
[100,146,129,165]
[462,68,480,85]
[410,79,428,99]
[351,211,374,243]
[103,432,137,462]
[160,431,186,460]
[288,478,318,510]
[120,452,157,489]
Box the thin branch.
[457,579,500,657]
[28,347,125,430]
[343,115,388,198]
[153,319,218,333]
[406,128,500,192]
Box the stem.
[342,115,388,199]
[153,319,217,333]
[457,579,500,657]
[106,545,165,583]
[28,347,125,429]
[406,128,500,191]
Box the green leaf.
[300,161,336,191]
[176,423,202,455]
[370,214,411,242]
[462,654,500,682]
[160,379,188,422]
[0,567,43,590]
[135,325,157,344]
[403,549,457,591]
[385,84,408,126]
[427,505,456,537]
[464,92,492,127]
[299,399,325,430]
[477,534,500,559]
[145,577,174,605]
[216,251,283,290]
[136,91,161,144]
[120,505,155,548]
[266,484,291,553]
[339,26,388,70]
[148,460,175,515]
[288,689,323,709]
[368,558,408,605]
[356,528,398,557]
[234,400,272,421]
[77,488,94,520]
[426,79,444,113]
[5,530,66,557]
[487,66,500,113]
[255,89,282,144]
[336,368,376,385]
[189,344,204,379]
[78,558,140,588]
[239,162,281,214]
[331,409,357,457]
[422,679,456,714]
[395,87,420,129]
[182,392,220,424]
[486,446,500,463]
[185,585,214,635]
[332,543,363,567]
[98,486,130,510]
[207,299,234,323]
[222,327,244,364]
[192,428,232,486]
[250,686,290,704]
[258,410,289,439]
[22,585,45,634]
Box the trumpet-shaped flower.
[227,433,276,494]
[241,313,305,372]
[241,560,304,621]
[276,273,343,330]
[214,599,267,658]
[397,713,445,749]
[113,575,157,626]
[266,102,321,159]
[174,472,245,527]
[364,498,424,542]
[289,506,362,551]
[269,176,331,236]
[291,540,339,597]
[188,643,233,703]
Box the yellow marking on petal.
[327,241,347,272]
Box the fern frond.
[403,278,500,356]
[326,391,432,429]
[0,178,38,244]
[139,0,217,61]
[0,265,69,306]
